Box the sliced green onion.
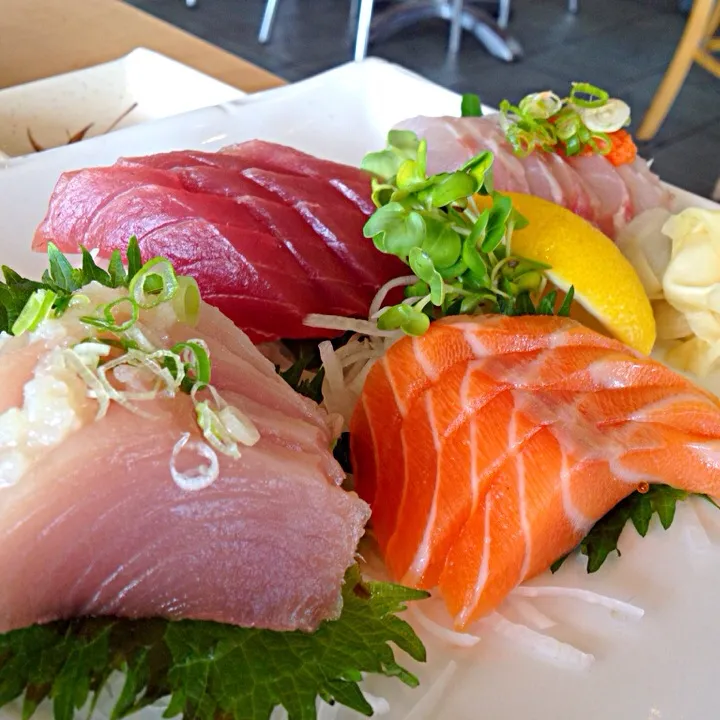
[123,325,155,352]
[170,432,219,491]
[128,257,179,309]
[171,340,211,390]
[195,400,240,459]
[80,297,139,333]
[218,406,261,446]
[99,348,184,398]
[461,93,483,117]
[577,98,631,133]
[589,132,612,155]
[554,109,581,140]
[173,275,201,325]
[569,82,609,108]
[518,91,563,120]
[62,347,115,419]
[12,288,58,335]
[564,135,581,156]
[68,294,91,309]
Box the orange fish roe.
[605,129,638,166]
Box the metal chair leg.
[355,0,374,61]
[258,0,280,43]
[498,0,511,28]
[448,0,464,54]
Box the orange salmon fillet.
[350,314,720,629]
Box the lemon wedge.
[474,192,656,354]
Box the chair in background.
[637,0,720,140]
[259,0,523,63]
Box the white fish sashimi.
[393,114,672,239]
[0,294,369,634]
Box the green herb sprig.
[0,565,428,720]
[552,485,718,573]
[360,131,564,336]
[0,239,142,336]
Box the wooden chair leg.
[705,0,720,38]
[636,0,716,141]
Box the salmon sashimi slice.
[350,314,720,629]
[0,290,368,632]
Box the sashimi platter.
[1,59,720,720]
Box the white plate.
[0,48,245,160]
[0,58,719,720]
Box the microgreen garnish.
[0,565,428,720]
[488,82,632,159]
[552,485,718,573]
[360,131,571,335]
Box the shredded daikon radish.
[512,586,644,620]
[304,313,401,337]
[409,605,481,648]
[401,661,458,720]
[347,361,376,396]
[506,597,556,631]
[482,613,595,670]
[315,333,398,426]
[681,499,713,554]
[369,275,419,318]
[319,341,345,399]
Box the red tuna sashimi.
[110,164,377,315]
[33,143,407,342]
[31,167,184,252]
[0,296,369,633]
[130,166,380,313]
[177,165,280,202]
[241,167,401,289]
[222,140,376,215]
[138,219,330,341]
